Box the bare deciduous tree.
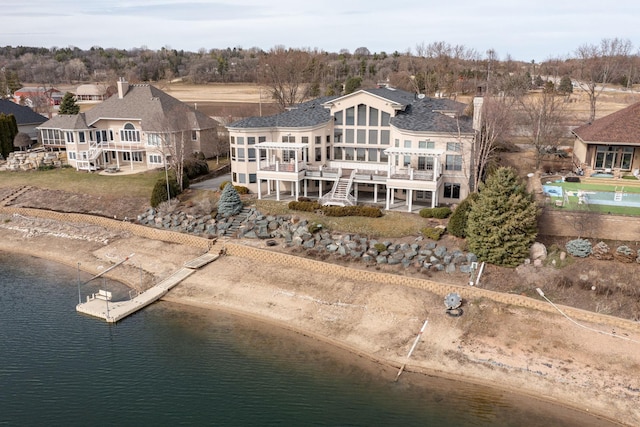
[574,38,633,123]
[518,91,568,169]
[260,46,313,111]
[472,95,515,190]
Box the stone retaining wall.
[0,206,214,250]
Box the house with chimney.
[37,79,222,172]
[226,87,480,212]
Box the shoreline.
[1,214,638,426]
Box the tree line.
[1,39,636,111]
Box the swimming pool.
[590,173,615,178]
[582,191,640,208]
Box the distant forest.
[1,38,637,107]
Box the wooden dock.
[76,252,220,323]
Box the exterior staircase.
[319,170,356,206]
[221,207,251,236]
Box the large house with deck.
[226,87,480,212]
[37,79,221,172]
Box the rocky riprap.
[136,207,478,274]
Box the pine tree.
[217,183,243,217]
[466,167,539,267]
[59,92,80,115]
[558,75,574,95]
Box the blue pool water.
[590,173,615,178]
[542,185,563,197]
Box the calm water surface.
[0,252,617,426]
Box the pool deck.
[76,251,220,323]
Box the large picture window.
[120,123,140,142]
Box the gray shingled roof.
[391,97,473,133]
[0,100,48,125]
[84,84,218,131]
[39,113,89,130]
[228,87,472,134]
[229,96,337,129]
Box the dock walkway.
[76,249,221,323]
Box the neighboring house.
[13,86,63,110]
[572,102,640,177]
[75,83,109,102]
[0,99,48,142]
[227,87,479,212]
[37,78,222,172]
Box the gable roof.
[0,99,48,125]
[573,102,640,144]
[229,96,338,129]
[84,84,218,131]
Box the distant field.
[51,80,640,121]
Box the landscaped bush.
[447,193,478,238]
[150,176,180,208]
[183,158,209,179]
[219,180,231,190]
[307,221,324,234]
[373,242,387,253]
[234,185,249,194]
[420,226,445,241]
[419,207,452,219]
[565,238,592,257]
[288,200,321,212]
[321,205,383,217]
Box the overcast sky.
[4,0,640,62]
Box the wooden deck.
[76,252,219,323]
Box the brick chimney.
[117,77,129,99]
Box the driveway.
[190,173,230,191]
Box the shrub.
[234,185,249,195]
[419,207,452,219]
[421,227,445,241]
[150,177,180,208]
[183,158,209,179]
[373,243,387,252]
[447,193,478,238]
[288,200,321,212]
[565,238,592,257]
[307,221,324,234]
[219,180,231,191]
[321,205,382,217]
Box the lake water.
[0,252,617,426]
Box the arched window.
[120,123,140,142]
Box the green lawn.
[0,168,163,198]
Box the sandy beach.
[1,213,639,426]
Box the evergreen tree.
[558,75,574,95]
[59,92,80,115]
[0,113,18,158]
[447,192,479,238]
[466,167,539,267]
[217,183,243,217]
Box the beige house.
[572,102,640,178]
[38,79,222,172]
[227,87,479,212]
